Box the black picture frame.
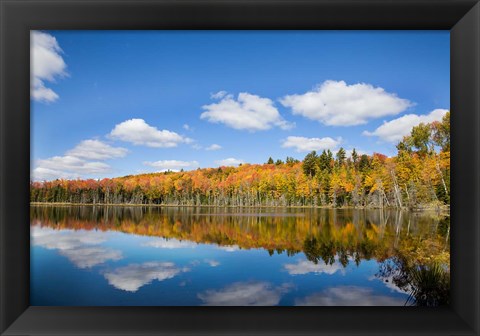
[1,0,479,335]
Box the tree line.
[31,112,450,209]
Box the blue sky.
[31,30,449,181]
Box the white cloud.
[282,136,341,152]
[280,80,412,126]
[142,238,197,249]
[32,138,128,181]
[295,286,405,306]
[210,90,230,99]
[206,144,222,151]
[104,262,189,292]
[36,155,110,173]
[109,119,193,148]
[33,155,111,180]
[31,31,67,103]
[66,139,128,160]
[31,226,122,268]
[32,167,78,181]
[32,155,111,181]
[31,78,59,103]
[32,135,128,182]
[183,124,191,131]
[215,158,245,167]
[284,259,344,276]
[143,160,199,172]
[201,92,293,131]
[363,109,449,143]
[198,282,291,306]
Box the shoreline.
[30,202,450,212]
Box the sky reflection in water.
[30,206,449,306]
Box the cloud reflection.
[368,275,410,294]
[205,259,220,267]
[216,245,240,252]
[198,281,291,306]
[60,247,122,269]
[284,259,344,276]
[104,262,190,292]
[142,238,197,249]
[32,226,106,248]
[295,286,405,306]
[31,226,122,268]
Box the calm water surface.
[30,206,449,306]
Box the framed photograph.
[1,0,479,335]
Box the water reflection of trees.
[377,257,450,306]
[31,206,448,260]
[31,206,450,306]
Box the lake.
[30,205,450,306]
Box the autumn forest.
[31,113,450,210]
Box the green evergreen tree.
[352,148,358,165]
[336,147,346,166]
[358,154,370,172]
[302,151,318,177]
[318,150,330,172]
[286,156,299,165]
